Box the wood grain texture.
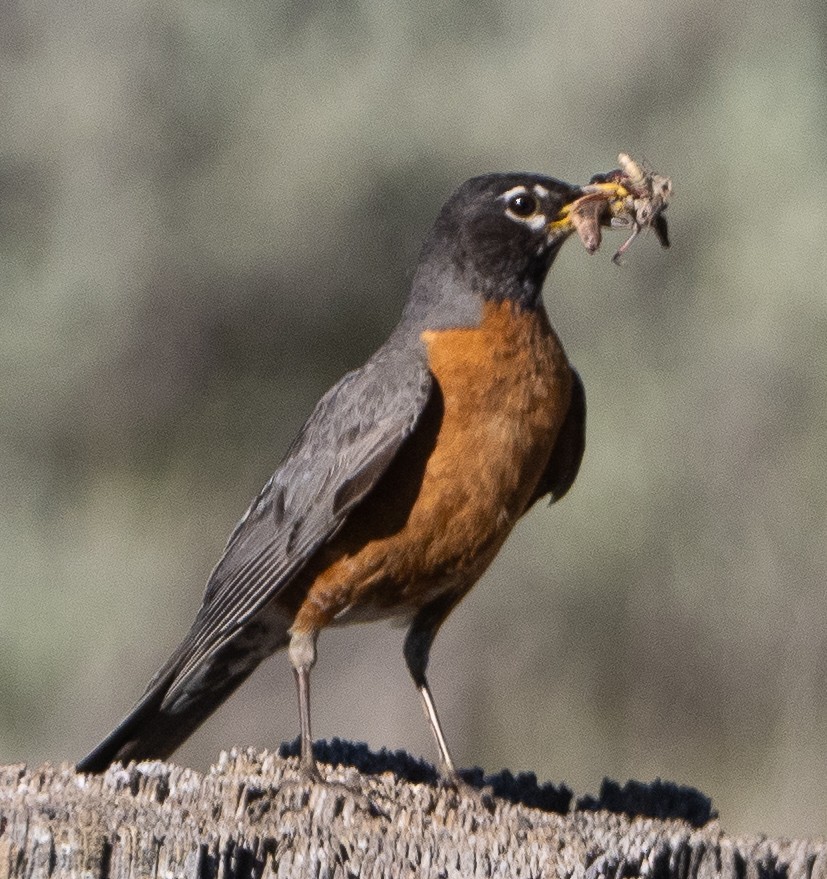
[1,744,825,879]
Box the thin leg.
[403,595,462,780]
[288,629,321,780]
[610,218,640,264]
[416,676,456,776]
[285,627,386,815]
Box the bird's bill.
[547,181,633,255]
[547,154,672,263]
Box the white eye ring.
[507,192,538,218]
[501,186,548,230]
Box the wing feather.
[527,366,586,508]
[155,340,433,702]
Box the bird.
[76,172,590,781]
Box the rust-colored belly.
[290,300,573,634]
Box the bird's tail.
[76,636,272,773]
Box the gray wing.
[528,367,586,508]
[159,340,433,694]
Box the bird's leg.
[403,596,491,801]
[288,629,322,781]
[404,629,457,777]
[286,628,388,816]
[418,678,458,772]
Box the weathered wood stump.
[0,741,824,878]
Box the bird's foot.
[297,759,324,784]
[437,768,496,813]
[278,760,389,818]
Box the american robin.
[76,170,643,780]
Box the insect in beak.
[550,154,672,264]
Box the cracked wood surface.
[0,743,824,879]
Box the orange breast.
[290,300,573,634]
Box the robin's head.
[403,173,583,330]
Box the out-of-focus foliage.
[2,0,825,838]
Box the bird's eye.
[507,193,538,217]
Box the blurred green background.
[2,0,826,838]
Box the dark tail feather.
[76,652,261,774]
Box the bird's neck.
[399,253,551,335]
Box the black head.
[401,173,581,332]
